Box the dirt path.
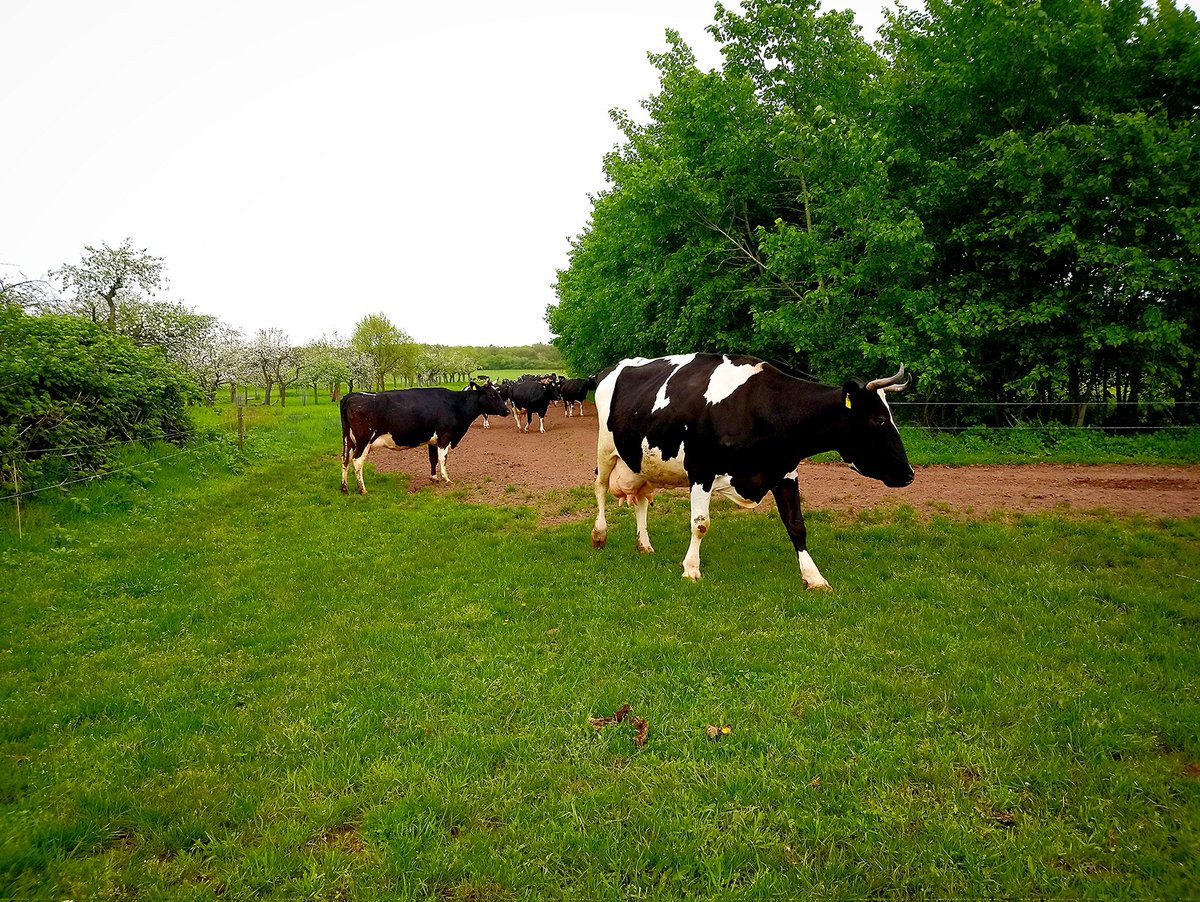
[368,408,1200,519]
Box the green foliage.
[350,313,414,390]
[0,306,196,493]
[0,401,1197,899]
[549,0,1200,417]
[882,0,1200,407]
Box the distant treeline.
[474,343,564,374]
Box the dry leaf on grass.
[631,716,649,747]
[589,704,647,748]
[588,703,632,730]
[705,725,732,740]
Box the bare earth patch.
[368,408,1200,520]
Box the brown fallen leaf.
[589,705,647,748]
[631,716,649,747]
[705,725,732,740]
[810,776,821,788]
[588,703,633,730]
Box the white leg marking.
[594,450,618,549]
[437,446,450,482]
[798,551,831,590]
[635,496,654,554]
[682,483,712,580]
[353,453,368,494]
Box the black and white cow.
[340,381,510,494]
[509,378,562,433]
[592,354,914,586]
[559,376,597,417]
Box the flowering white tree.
[49,239,165,331]
[246,328,298,406]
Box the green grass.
[1,401,1198,900]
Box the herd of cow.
[339,354,914,587]
[481,373,598,432]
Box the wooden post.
[237,402,245,452]
[11,462,20,540]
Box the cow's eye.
[871,415,887,427]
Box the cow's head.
[472,379,512,417]
[839,365,914,488]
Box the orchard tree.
[115,298,217,364]
[351,313,413,390]
[0,267,55,310]
[178,322,246,405]
[246,327,297,406]
[50,238,165,331]
[300,336,353,402]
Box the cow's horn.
[866,364,908,392]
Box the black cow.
[509,379,562,433]
[340,381,510,494]
[592,353,914,586]
[559,376,597,417]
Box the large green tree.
[881,0,1200,410]
[550,1,930,381]
[350,313,414,390]
[549,0,1199,419]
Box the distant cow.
[592,354,913,586]
[560,376,597,417]
[340,381,510,494]
[509,379,561,433]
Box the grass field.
[1,401,1198,900]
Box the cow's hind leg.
[681,482,712,580]
[435,441,451,482]
[634,496,654,555]
[427,444,439,481]
[772,475,830,590]
[593,445,620,549]
[352,441,372,495]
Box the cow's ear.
[842,379,864,411]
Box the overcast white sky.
[3,1,892,347]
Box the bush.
[0,305,198,493]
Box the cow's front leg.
[537,413,546,434]
[681,482,712,580]
[436,444,451,482]
[427,444,440,481]
[772,474,830,590]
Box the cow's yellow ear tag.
[844,394,852,409]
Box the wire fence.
[2,397,1197,510]
[890,400,1200,431]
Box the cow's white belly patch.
[369,433,400,451]
[712,475,758,508]
[368,432,438,452]
[636,439,690,487]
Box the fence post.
[236,400,246,452]
[11,462,20,540]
